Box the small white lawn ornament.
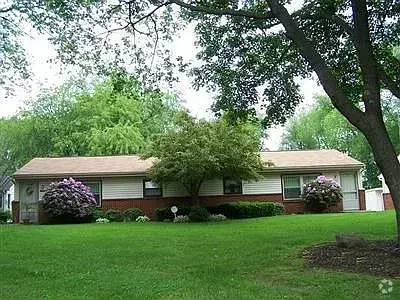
[171,206,178,219]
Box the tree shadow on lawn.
[302,240,400,277]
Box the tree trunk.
[362,117,400,244]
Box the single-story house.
[378,155,399,210]
[0,176,14,213]
[13,149,365,223]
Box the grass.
[1,211,399,299]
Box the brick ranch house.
[12,149,365,223]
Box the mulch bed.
[302,241,400,277]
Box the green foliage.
[188,206,210,222]
[104,209,123,222]
[281,95,400,188]
[302,175,343,213]
[123,208,144,222]
[91,209,105,221]
[0,211,11,223]
[173,215,190,223]
[0,72,182,179]
[274,203,286,215]
[143,113,263,203]
[206,202,277,219]
[155,206,191,221]
[208,214,227,222]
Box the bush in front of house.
[42,177,97,223]
[123,208,144,222]
[104,209,123,222]
[155,206,191,221]
[274,202,286,215]
[92,208,105,221]
[302,175,343,212]
[206,202,277,219]
[0,211,11,223]
[173,215,190,223]
[188,206,210,222]
[208,214,227,222]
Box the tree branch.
[0,5,13,13]
[266,0,368,132]
[332,15,400,100]
[170,0,274,20]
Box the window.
[224,179,242,194]
[86,182,101,206]
[283,174,320,200]
[283,176,301,199]
[0,194,2,208]
[143,180,162,197]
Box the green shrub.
[91,209,104,221]
[104,209,123,222]
[0,211,11,223]
[302,175,342,212]
[173,215,190,223]
[206,202,276,219]
[188,206,210,222]
[274,203,286,215]
[208,214,227,222]
[123,208,144,222]
[155,206,191,221]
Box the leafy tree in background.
[281,95,400,189]
[0,72,182,177]
[143,113,263,205]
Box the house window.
[0,195,2,208]
[7,194,10,209]
[283,174,319,200]
[86,182,101,206]
[143,180,162,197]
[224,179,242,194]
[283,176,301,199]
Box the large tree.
[143,113,263,204]
[281,95,400,189]
[0,72,182,177]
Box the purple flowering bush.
[42,178,97,223]
[302,175,343,212]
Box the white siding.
[102,177,143,199]
[163,182,189,197]
[243,175,282,194]
[199,179,223,196]
[38,181,52,201]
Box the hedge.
[206,202,283,219]
[155,201,285,221]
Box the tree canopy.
[0,72,182,180]
[143,113,263,204]
[281,95,400,189]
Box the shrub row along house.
[12,149,365,223]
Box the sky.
[0,9,324,150]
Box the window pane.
[224,180,242,194]
[144,188,162,197]
[145,181,159,189]
[87,182,100,194]
[303,175,318,184]
[283,176,300,199]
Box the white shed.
[365,188,384,211]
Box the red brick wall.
[102,193,284,218]
[12,201,19,223]
[383,193,395,210]
[358,190,366,210]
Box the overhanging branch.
[170,0,274,20]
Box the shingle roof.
[13,149,363,178]
[260,149,363,170]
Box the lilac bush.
[42,178,97,223]
[302,175,343,212]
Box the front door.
[20,182,38,223]
[341,173,359,211]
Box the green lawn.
[1,212,399,299]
